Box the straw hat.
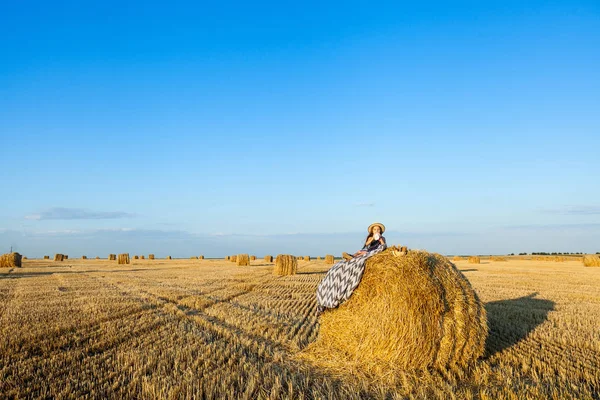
[368,222,385,234]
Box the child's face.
[372,226,381,234]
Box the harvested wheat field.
[0,256,599,399]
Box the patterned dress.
[316,240,387,314]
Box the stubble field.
[0,256,599,399]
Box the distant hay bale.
[43,255,50,260]
[149,254,155,260]
[490,256,507,262]
[22,256,27,260]
[225,256,230,261]
[95,256,100,260]
[583,255,600,267]
[166,256,172,260]
[199,255,204,260]
[54,254,65,262]
[134,255,139,259]
[274,255,297,276]
[118,253,130,265]
[468,256,481,264]
[400,246,408,252]
[317,256,321,261]
[264,255,273,262]
[325,255,335,264]
[64,255,68,259]
[109,254,117,261]
[250,255,256,261]
[0,253,22,268]
[304,250,487,379]
[237,254,250,266]
[140,255,145,260]
[190,256,198,259]
[230,255,237,263]
[452,256,463,261]
[81,256,87,260]
[304,256,311,261]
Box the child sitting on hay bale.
[316,222,387,316]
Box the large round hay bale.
[0,253,22,268]
[237,254,250,266]
[148,254,155,260]
[118,253,130,265]
[306,250,487,377]
[325,255,335,264]
[54,253,65,262]
[274,255,297,276]
[583,255,600,267]
[166,256,172,260]
[264,255,273,262]
[468,256,481,264]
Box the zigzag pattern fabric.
[316,243,387,310]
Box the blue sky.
[1,1,599,257]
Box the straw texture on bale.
[230,255,237,263]
[237,254,250,266]
[0,253,22,268]
[583,255,600,267]
[166,256,172,260]
[250,255,256,261]
[468,256,481,264]
[54,254,65,262]
[43,255,50,260]
[452,256,463,261]
[134,255,139,259]
[325,255,335,264]
[274,255,297,276]
[149,254,155,260]
[304,250,487,379]
[109,254,117,261]
[264,255,273,262]
[304,256,311,261]
[199,255,204,260]
[118,253,130,265]
[81,256,87,260]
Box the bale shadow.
[484,292,555,358]
[459,269,478,272]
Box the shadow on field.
[484,292,555,358]
[459,269,478,272]
[0,268,168,280]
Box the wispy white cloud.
[25,207,136,220]
[541,205,600,216]
[354,202,375,207]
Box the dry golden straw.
[199,255,204,260]
[190,256,198,259]
[274,255,297,276]
[166,256,172,260]
[64,255,68,259]
[117,253,130,265]
[0,253,22,268]
[325,255,335,264]
[250,255,256,261]
[264,255,273,262]
[453,256,463,261]
[140,255,145,260]
[149,254,155,260]
[303,250,487,380]
[230,255,237,263]
[109,254,117,261]
[583,255,600,267]
[81,256,87,260]
[43,255,50,260]
[317,256,321,261]
[54,254,65,262]
[237,254,250,266]
[304,256,311,261]
[468,256,481,264]
[133,255,139,259]
[95,256,100,259]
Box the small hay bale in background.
[81,256,87,260]
[304,256,311,261]
[264,255,273,262]
[149,254,155,260]
[317,256,321,261]
[22,256,27,260]
[583,255,600,267]
[95,256,100,259]
[118,253,130,265]
[64,255,68,259]
[44,255,50,260]
[230,255,237,263]
[109,254,117,261]
[325,255,335,264]
[140,255,145,260]
[199,255,204,260]
[490,256,507,262]
[190,256,198,259]
[134,255,139,259]
[166,256,172,260]
[250,255,256,261]
[274,255,297,276]
[225,256,230,261]
[54,254,65,262]
[452,256,463,261]
[0,253,22,268]
[304,250,487,380]
[468,256,481,264]
[237,254,250,266]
